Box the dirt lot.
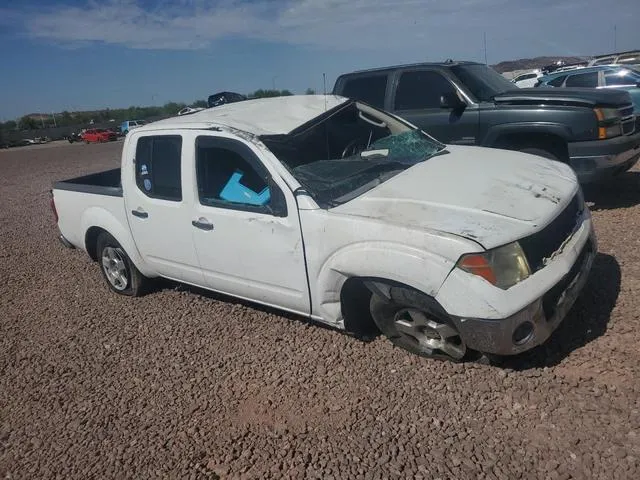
[1,141,639,479]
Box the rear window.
[135,135,183,201]
[547,75,567,87]
[565,72,599,87]
[604,69,640,86]
[339,75,388,109]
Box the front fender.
[483,122,572,146]
[80,206,156,278]
[313,241,457,325]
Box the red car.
[81,129,118,143]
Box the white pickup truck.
[51,95,597,362]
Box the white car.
[177,107,206,116]
[512,71,543,88]
[50,95,596,362]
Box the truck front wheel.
[96,232,148,296]
[369,285,468,362]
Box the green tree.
[18,116,38,130]
[305,88,316,95]
[60,111,73,126]
[162,102,186,115]
[3,120,17,130]
[248,89,294,99]
[190,99,208,108]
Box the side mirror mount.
[266,177,288,217]
[440,92,466,110]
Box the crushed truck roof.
[136,95,349,136]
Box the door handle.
[131,209,148,219]
[192,218,214,231]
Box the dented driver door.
[189,134,310,316]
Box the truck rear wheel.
[96,232,148,296]
[369,285,468,362]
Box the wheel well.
[492,132,568,161]
[340,277,377,338]
[85,226,107,261]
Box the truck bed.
[53,168,122,197]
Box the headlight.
[456,241,531,290]
[593,107,622,139]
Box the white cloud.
[1,0,535,50]
[5,0,639,53]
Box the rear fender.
[314,242,456,326]
[80,207,156,277]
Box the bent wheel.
[370,286,467,362]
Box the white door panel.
[123,131,203,284]
[189,134,309,314]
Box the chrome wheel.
[101,247,129,291]
[393,308,466,360]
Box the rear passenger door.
[189,134,310,315]
[124,132,203,285]
[390,69,479,145]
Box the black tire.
[369,285,468,362]
[519,147,560,161]
[96,231,148,296]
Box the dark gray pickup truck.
[333,61,640,183]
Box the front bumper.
[568,131,640,183]
[448,227,597,356]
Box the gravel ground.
[1,141,639,479]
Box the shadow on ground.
[152,253,619,370]
[584,171,640,210]
[154,279,344,335]
[499,252,621,370]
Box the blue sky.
[0,0,639,120]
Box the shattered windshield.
[451,64,518,101]
[261,102,445,208]
[293,130,444,206]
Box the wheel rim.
[101,247,129,291]
[393,308,466,360]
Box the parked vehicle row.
[534,65,640,112]
[66,128,119,144]
[120,120,147,135]
[332,60,640,184]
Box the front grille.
[519,193,583,273]
[542,237,593,320]
[620,104,635,136]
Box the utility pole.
[614,25,617,51]
[272,76,277,91]
[483,32,488,65]
[52,112,57,127]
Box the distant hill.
[491,56,590,73]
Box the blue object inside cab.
[220,170,270,206]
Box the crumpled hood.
[331,145,579,249]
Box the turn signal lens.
[457,255,498,285]
[457,242,531,290]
